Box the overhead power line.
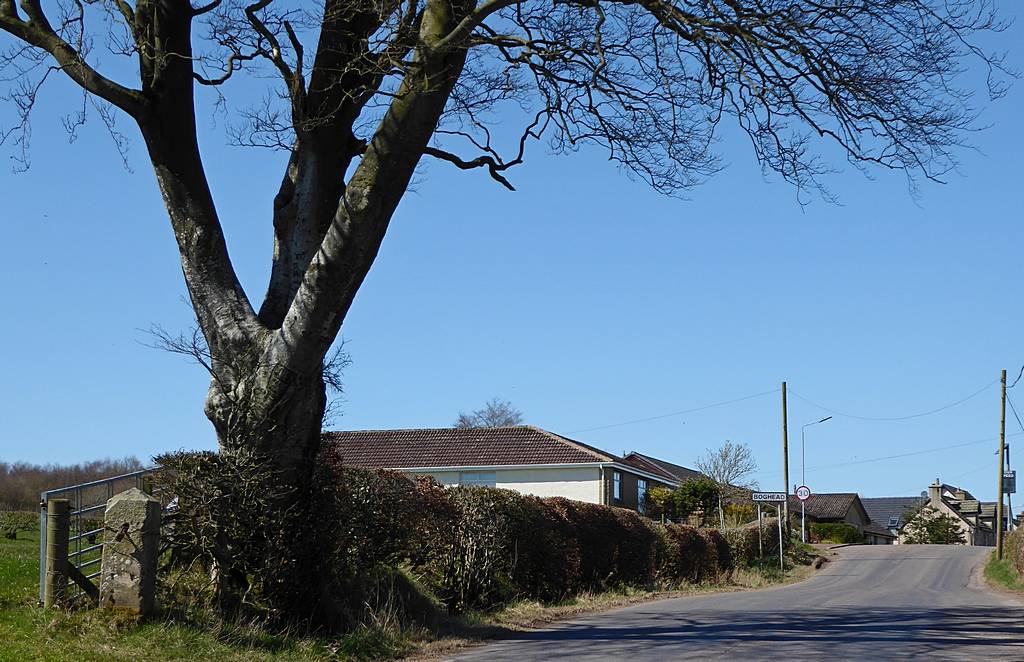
[789,378,999,422]
[1007,393,1024,435]
[753,431,1024,478]
[569,388,779,434]
[950,461,995,482]
[1010,365,1024,390]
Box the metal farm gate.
[38,468,166,606]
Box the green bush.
[809,522,864,544]
[647,478,721,526]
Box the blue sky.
[1,6,1021,504]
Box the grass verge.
[984,551,1024,593]
[1,528,819,662]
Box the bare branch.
[193,1,223,17]
[142,324,214,375]
[0,3,143,116]
[422,145,517,190]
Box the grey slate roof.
[862,496,927,528]
[788,492,865,520]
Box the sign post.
[795,485,812,543]
[777,505,784,570]
[757,503,763,558]
[752,492,786,570]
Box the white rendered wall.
[412,466,602,504]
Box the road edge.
[404,559,829,661]
[977,550,1024,604]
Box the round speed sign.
[795,485,812,501]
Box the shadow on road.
[484,606,1024,657]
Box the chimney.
[928,479,942,505]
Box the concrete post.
[43,498,70,608]
[99,488,161,615]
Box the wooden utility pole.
[997,369,1006,559]
[782,381,790,526]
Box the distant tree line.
[0,457,144,511]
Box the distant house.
[862,496,928,543]
[788,492,876,539]
[323,425,699,514]
[861,522,898,545]
[900,479,997,546]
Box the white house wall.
[412,467,603,504]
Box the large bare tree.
[696,439,758,528]
[0,1,1009,492]
[455,397,523,428]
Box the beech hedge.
[417,487,751,612]
[159,454,777,619]
[1007,528,1024,577]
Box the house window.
[613,471,622,501]
[460,471,496,487]
[638,479,648,514]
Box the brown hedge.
[158,454,749,619]
[1007,528,1024,577]
[723,518,781,567]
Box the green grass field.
[0,529,399,662]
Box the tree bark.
[202,344,327,489]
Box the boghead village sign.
[751,492,786,569]
[752,492,787,503]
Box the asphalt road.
[453,545,1024,661]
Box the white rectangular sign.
[751,492,788,503]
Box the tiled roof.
[623,452,704,483]
[322,425,618,469]
[788,492,862,520]
[862,496,927,527]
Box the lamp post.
[801,416,832,543]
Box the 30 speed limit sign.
[795,485,812,501]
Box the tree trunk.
[200,346,328,617]
[203,346,327,489]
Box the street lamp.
[801,416,832,543]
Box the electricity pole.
[997,369,1006,559]
[782,381,790,527]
